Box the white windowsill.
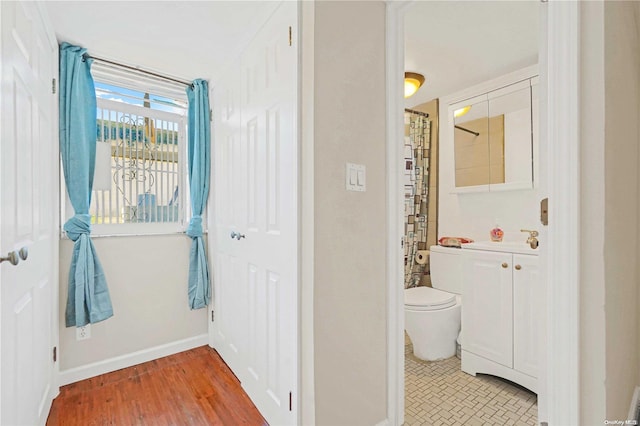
[59,230,208,240]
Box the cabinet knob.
[501,262,508,269]
[515,264,522,270]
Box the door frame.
[299,2,315,425]
[41,0,62,399]
[384,1,580,425]
[384,3,409,425]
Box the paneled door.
[462,250,513,368]
[210,53,246,379]
[210,2,298,425]
[0,2,59,425]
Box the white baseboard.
[58,334,208,386]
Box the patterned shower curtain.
[404,111,432,288]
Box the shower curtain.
[404,111,432,288]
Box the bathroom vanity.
[460,242,541,393]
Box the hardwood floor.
[47,346,268,426]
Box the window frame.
[60,90,193,238]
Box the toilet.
[405,245,462,361]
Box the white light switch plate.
[346,163,366,192]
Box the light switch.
[349,168,357,185]
[346,163,366,192]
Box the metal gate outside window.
[90,97,187,231]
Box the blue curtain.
[186,79,211,309]
[59,42,113,327]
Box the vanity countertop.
[463,241,539,256]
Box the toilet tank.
[429,245,463,295]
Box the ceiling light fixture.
[404,72,425,98]
[454,105,471,118]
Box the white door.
[211,55,246,377]
[210,2,298,425]
[0,2,59,425]
[513,254,540,379]
[462,250,513,368]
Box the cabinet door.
[462,250,513,367]
[513,254,540,378]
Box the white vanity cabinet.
[461,246,540,393]
[512,253,540,380]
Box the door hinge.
[289,391,292,411]
[209,108,213,122]
[288,26,292,46]
[53,346,57,362]
[540,197,548,226]
[211,310,215,322]
[401,238,404,248]
[52,78,56,94]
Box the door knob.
[501,262,508,269]
[0,251,19,266]
[230,231,246,240]
[18,247,28,261]
[515,265,522,270]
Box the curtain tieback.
[186,216,203,238]
[64,214,92,242]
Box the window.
[92,82,188,234]
[62,74,190,236]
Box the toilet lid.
[404,287,457,310]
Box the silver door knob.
[18,247,28,261]
[0,251,19,266]
[230,231,246,240]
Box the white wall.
[313,2,387,425]
[59,235,207,378]
[603,0,640,419]
[437,189,540,243]
[579,1,640,422]
[437,75,540,244]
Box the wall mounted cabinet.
[440,66,539,194]
[461,247,541,393]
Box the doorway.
[385,1,581,425]
[404,2,540,424]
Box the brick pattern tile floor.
[405,338,538,425]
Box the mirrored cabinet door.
[487,80,533,191]
[448,75,537,193]
[453,95,490,188]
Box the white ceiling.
[45,1,538,104]
[405,1,539,108]
[44,1,280,84]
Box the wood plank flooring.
[46,346,268,426]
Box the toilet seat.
[404,286,457,311]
